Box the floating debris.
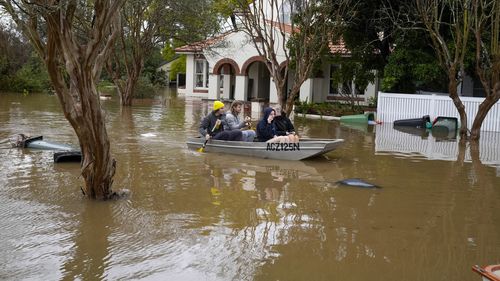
[336,178,380,188]
[140,133,157,137]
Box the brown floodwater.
[0,90,499,281]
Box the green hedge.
[294,101,365,116]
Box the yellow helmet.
[213,101,225,111]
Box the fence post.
[430,94,436,120]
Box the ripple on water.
[0,196,78,281]
[101,211,274,281]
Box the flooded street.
[0,91,499,281]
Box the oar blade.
[197,140,208,152]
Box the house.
[174,3,378,105]
[156,55,181,85]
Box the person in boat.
[256,107,290,143]
[223,100,256,142]
[199,101,243,141]
[273,105,299,143]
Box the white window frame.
[195,59,209,89]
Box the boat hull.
[187,138,344,160]
[473,264,500,281]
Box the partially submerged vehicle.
[187,138,344,160]
[11,135,82,163]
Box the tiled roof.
[175,25,349,56]
[174,31,235,53]
[264,20,297,34]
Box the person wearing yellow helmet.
[199,100,243,141]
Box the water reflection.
[375,123,500,167]
[393,125,430,138]
[61,202,113,280]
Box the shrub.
[8,63,50,93]
[294,101,365,116]
[134,76,160,99]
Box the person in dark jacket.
[256,107,276,142]
[273,105,299,143]
[256,107,289,143]
[199,101,243,141]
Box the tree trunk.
[112,71,138,107]
[448,75,468,139]
[275,85,284,109]
[74,85,116,199]
[470,92,500,141]
[121,78,135,106]
[118,59,143,106]
[1,0,124,200]
[53,73,116,200]
[269,69,288,112]
[285,84,301,117]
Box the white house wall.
[204,30,288,69]
[299,79,313,102]
[313,78,324,103]
[185,55,195,96]
[315,64,330,102]
[203,30,290,101]
[248,65,259,99]
[364,71,378,98]
[235,76,248,101]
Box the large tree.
[413,0,473,139]
[392,0,498,140]
[1,0,124,199]
[381,30,448,94]
[470,0,500,140]
[106,0,170,106]
[107,0,220,106]
[331,0,396,107]
[225,0,351,116]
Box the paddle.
[197,120,220,152]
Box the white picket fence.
[377,92,500,132]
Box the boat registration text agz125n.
[266,143,300,151]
